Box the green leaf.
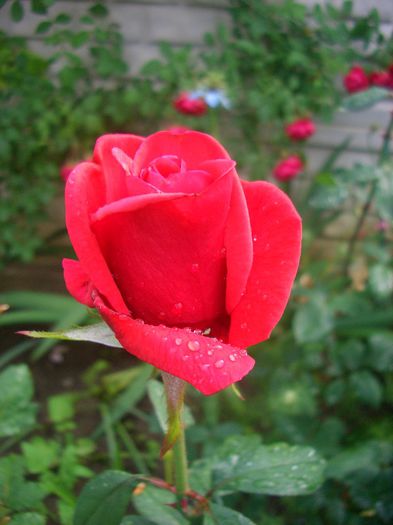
[55,13,71,24]
[48,393,76,424]
[368,264,393,299]
[205,504,256,524]
[11,0,24,22]
[342,87,389,111]
[88,2,109,18]
[92,365,152,439]
[204,504,256,524]
[22,437,60,474]
[0,455,45,512]
[349,370,382,407]
[121,518,156,525]
[212,435,326,496]
[31,0,49,14]
[293,293,333,344]
[308,183,348,210]
[132,485,188,525]
[74,470,137,525]
[327,441,393,480]
[367,333,393,371]
[0,365,37,438]
[22,322,121,348]
[36,21,52,34]
[9,512,45,525]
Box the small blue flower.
[189,88,231,109]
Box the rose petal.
[65,162,129,313]
[229,181,301,347]
[63,259,94,307]
[94,294,255,395]
[133,131,230,175]
[93,134,144,202]
[91,172,234,327]
[225,174,253,313]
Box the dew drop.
[182,355,190,361]
[207,350,214,356]
[187,340,200,352]
[253,235,258,242]
[240,322,248,330]
[203,327,211,335]
[215,359,225,369]
[229,354,236,361]
[200,363,211,371]
[173,302,183,313]
[175,338,182,346]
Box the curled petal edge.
[93,294,255,396]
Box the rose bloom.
[273,156,304,182]
[343,65,369,93]
[63,130,301,394]
[285,118,316,141]
[173,92,207,116]
[369,70,391,88]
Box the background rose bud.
[173,92,208,116]
[63,131,301,395]
[285,117,316,141]
[273,155,304,181]
[343,65,369,93]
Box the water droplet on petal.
[229,354,236,361]
[215,359,225,369]
[175,338,182,346]
[200,363,210,371]
[191,263,200,273]
[187,340,200,352]
[207,350,214,356]
[240,322,248,330]
[253,235,258,242]
[203,327,211,335]
[173,302,183,314]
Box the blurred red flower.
[273,156,304,182]
[343,65,369,93]
[285,118,316,141]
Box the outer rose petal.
[63,259,94,307]
[93,134,144,202]
[133,130,230,174]
[93,294,255,395]
[229,181,301,347]
[65,162,129,313]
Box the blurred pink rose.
[273,156,304,182]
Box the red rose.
[63,130,301,394]
[369,70,390,88]
[173,92,207,116]
[273,156,304,182]
[285,118,316,141]
[343,65,369,93]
